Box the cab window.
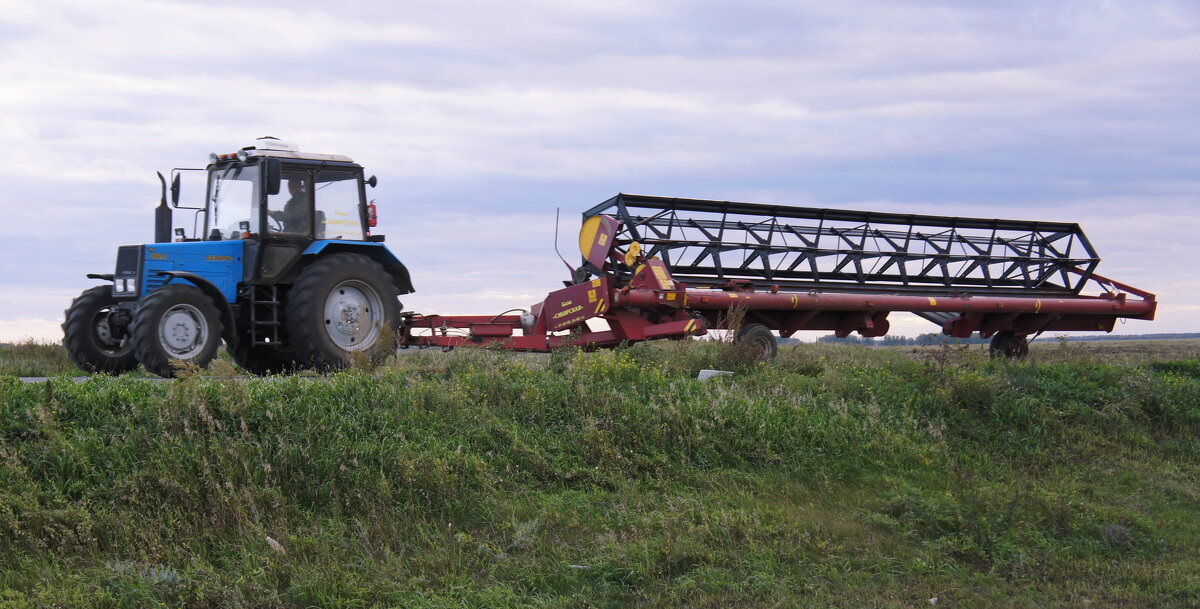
[207,164,260,240]
[314,170,364,240]
[267,172,310,235]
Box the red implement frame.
[399,207,1156,354]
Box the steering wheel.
[267,215,283,233]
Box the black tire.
[227,336,301,376]
[285,253,400,369]
[735,323,778,360]
[131,284,224,378]
[989,331,1029,360]
[62,286,138,374]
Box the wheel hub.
[333,297,362,335]
[91,309,129,354]
[324,281,382,350]
[94,316,113,344]
[158,304,208,358]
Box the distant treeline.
[806,332,1200,346]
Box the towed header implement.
[400,194,1156,358]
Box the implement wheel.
[989,331,1029,360]
[285,253,400,370]
[735,323,778,360]
[62,286,138,374]
[227,335,301,376]
[131,284,223,377]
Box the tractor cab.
[160,138,386,286]
[160,139,370,262]
[189,138,377,244]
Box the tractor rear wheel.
[735,323,778,360]
[989,331,1029,360]
[131,284,223,377]
[227,335,301,376]
[285,253,400,370]
[62,286,138,374]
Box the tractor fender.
[154,271,238,342]
[300,241,415,295]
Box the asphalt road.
[19,376,185,383]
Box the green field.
[1,340,1198,607]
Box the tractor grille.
[114,245,142,278]
[141,272,168,297]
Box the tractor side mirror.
[170,173,181,207]
[265,159,282,196]
[366,175,378,188]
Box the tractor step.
[248,285,283,345]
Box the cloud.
[1,1,1197,343]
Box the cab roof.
[209,137,356,165]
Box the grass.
[0,342,77,378]
[0,340,1198,607]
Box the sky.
[1,0,1197,342]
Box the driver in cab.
[269,178,309,234]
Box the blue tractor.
[62,138,414,377]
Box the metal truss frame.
[584,194,1100,296]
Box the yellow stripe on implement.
[928,297,937,307]
[651,264,672,290]
[594,300,606,315]
[685,319,696,333]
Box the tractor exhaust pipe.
[154,171,172,243]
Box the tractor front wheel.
[131,284,223,377]
[62,286,138,374]
[285,253,400,370]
